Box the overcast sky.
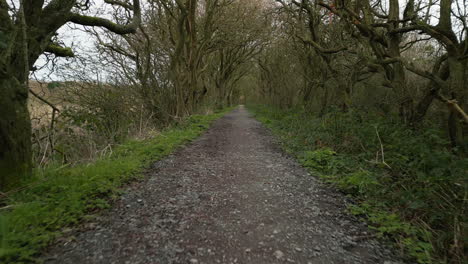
[32,0,112,82]
[20,0,466,82]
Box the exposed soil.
[43,106,404,264]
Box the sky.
[5,0,464,82]
[31,0,114,82]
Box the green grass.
[0,109,230,263]
[248,104,467,264]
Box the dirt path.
[44,106,403,264]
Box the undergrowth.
[248,104,467,264]
[0,109,229,263]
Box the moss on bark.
[0,74,32,190]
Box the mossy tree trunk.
[0,73,32,190]
[0,0,141,190]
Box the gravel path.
[44,106,404,264]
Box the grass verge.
[248,104,467,264]
[0,109,230,263]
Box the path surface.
[44,106,402,264]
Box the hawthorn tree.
[0,0,141,190]
[317,0,467,148]
[271,0,467,148]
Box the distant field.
[28,81,65,128]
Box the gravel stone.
[42,106,404,264]
[274,250,284,259]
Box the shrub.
[249,104,467,264]
[0,110,228,263]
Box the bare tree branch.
[436,94,468,124]
[69,0,141,34]
[296,35,347,54]
[104,0,134,10]
[29,88,60,112]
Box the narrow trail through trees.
[44,107,402,264]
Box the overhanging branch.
[400,59,447,88]
[68,0,141,34]
[391,23,456,49]
[44,43,74,57]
